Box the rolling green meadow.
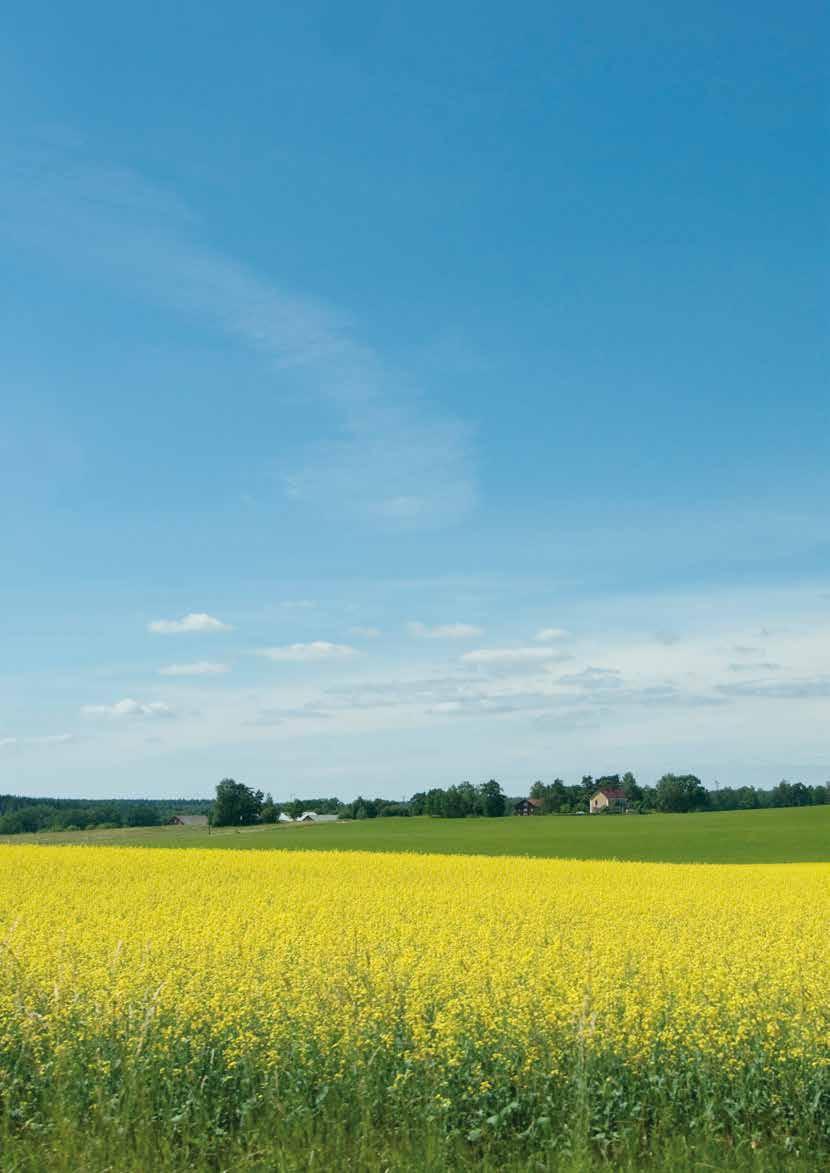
[2,804,828,864]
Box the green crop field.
[2,804,828,864]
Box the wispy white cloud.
[244,705,332,727]
[158,661,229,677]
[534,627,569,642]
[148,613,231,634]
[257,641,356,662]
[408,621,483,639]
[426,694,551,718]
[462,647,568,666]
[350,626,382,638]
[283,411,476,527]
[324,675,480,710]
[726,661,781,673]
[82,698,175,718]
[717,676,830,699]
[558,666,623,688]
[4,150,476,528]
[0,733,74,750]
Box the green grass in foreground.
[2,804,828,863]
[2,1115,822,1173]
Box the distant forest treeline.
[0,795,211,836]
[520,774,829,816]
[1,773,827,835]
[249,775,827,824]
[342,774,830,819]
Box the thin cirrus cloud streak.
[81,699,174,719]
[147,613,231,634]
[462,647,569,665]
[158,661,229,677]
[534,627,569,641]
[0,734,74,750]
[3,147,476,527]
[717,677,830,699]
[407,622,483,639]
[256,641,356,663]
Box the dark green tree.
[528,779,568,813]
[621,771,642,804]
[789,782,812,806]
[477,779,506,817]
[457,781,478,816]
[425,788,448,817]
[377,802,411,817]
[260,793,278,823]
[211,778,264,827]
[547,778,569,813]
[654,774,708,813]
[771,781,794,807]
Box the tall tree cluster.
[409,780,507,818]
[211,778,264,826]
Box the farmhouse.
[589,787,627,814]
[514,798,544,816]
[296,812,340,824]
[168,814,209,827]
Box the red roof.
[596,787,626,800]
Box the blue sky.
[2,2,827,798]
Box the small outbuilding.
[296,812,340,824]
[589,788,627,814]
[168,814,209,827]
[514,798,544,816]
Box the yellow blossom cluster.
[0,845,827,1137]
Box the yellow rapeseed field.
[0,845,828,1167]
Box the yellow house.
[589,787,627,814]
